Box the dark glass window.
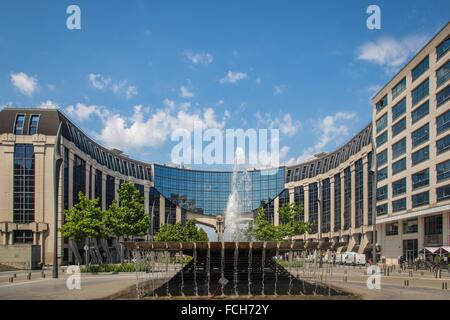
[377,167,388,181]
[63,147,69,211]
[376,95,388,113]
[73,155,86,205]
[386,222,399,236]
[392,117,406,137]
[294,186,304,221]
[354,160,364,228]
[412,169,429,190]
[411,123,429,148]
[94,169,102,205]
[376,114,387,133]
[392,158,406,175]
[368,153,374,226]
[377,149,388,167]
[437,159,450,183]
[412,78,429,106]
[308,183,319,234]
[13,144,35,223]
[392,138,406,160]
[437,135,450,155]
[165,199,177,225]
[411,101,429,124]
[334,173,341,231]
[412,146,429,166]
[392,178,406,196]
[392,98,406,121]
[376,185,388,201]
[13,230,33,244]
[437,185,450,202]
[376,131,388,147]
[105,175,115,209]
[437,110,450,135]
[149,187,160,235]
[28,115,40,135]
[403,219,418,233]
[436,37,449,60]
[424,215,442,235]
[343,168,351,229]
[392,78,406,100]
[393,198,407,213]
[412,191,429,208]
[376,203,387,216]
[321,179,331,232]
[436,60,449,87]
[436,84,450,107]
[14,114,25,135]
[411,56,429,82]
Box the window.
[436,84,450,107]
[411,123,429,148]
[436,37,449,60]
[73,155,86,205]
[412,79,429,106]
[412,101,429,124]
[13,230,33,244]
[437,110,450,135]
[412,191,429,208]
[412,169,429,190]
[376,131,388,147]
[14,114,25,135]
[376,203,387,216]
[321,178,331,232]
[437,135,450,154]
[436,60,449,87]
[377,149,388,167]
[28,115,40,135]
[403,219,418,234]
[411,56,429,81]
[344,168,351,230]
[393,198,407,213]
[309,183,319,233]
[376,95,388,113]
[392,138,406,159]
[437,159,450,182]
[392,178,406,196]
[333,173,341,231]
[386,222,399,236]
[392,158,406,175]
[376,185,388,201]
[392,77,406,100]
[425,215,442,236]
[392,98,406,121]
[377,167,388,181]
[437,185,450,202]
[412,146,429,166]
[376,114,388,133]
[13,144,35,223]
[392,118,406,137]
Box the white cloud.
[219,71,247,84]
[65,103,109,122]
[357,35,428,72]
[256,112,301,136]
[180,85,195,98]
[126,86,138,99]
[10,72,38,95]
[47,84,56,92]
[185,51,214,65]
[88,73,111,90]
[88,73,138,99]
[38,100,59,109]
[273,85,284,96]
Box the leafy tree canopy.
[154,219,208,242]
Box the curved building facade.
[0,23,448,268]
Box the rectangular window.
[436,84,450,107]
[411,123,429,148]
[412,191,429,208]
[376,114,388,133]
[412,78,429,106]
[392,117,406,137]
[436,60,449,88]
[392,77,406,100]
[376,185,388,201]
[376,203,387,216]
[376,95,388,113]
[13,144,35,223]
[13,230,33,244]
[411,101,429,124]
[392,158,406,175]
[411,56,429,82]
[436,37,449,60]
[333,173,341,231]
[377,167,388,181]
[412,146,429,166]
[437,135,450,155]
[377,149,388,167]
[392,98,406,121]
[412,169,429,190]
[425,215,442,236]
[437,185,450,202]
[392,138,406,160]
[309,183,319,233]
[376,131,388,147]
[437,159,450,183]
[403,219,418,234]
[392,178,406,196]
[28,115,40,135]
[14,114,25,135]
[386,222,399,236]
[393,198,407,213]
[344,168,351,230]
[437,110,450,135]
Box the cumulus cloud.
[357,34,428,72]
[180,85,195,98]
[273,85,284,96]
[185,51,214,65]
[126,86,138,99]
[256,112,301,137]
[10,72,38,95]
[219,71,247,84]
[88,73,138,99]
[65,103,109,122]
[38,100,59,109]
[88,73,111,90]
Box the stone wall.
[0,245,41,269]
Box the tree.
[105,182,149,238]
[247,207,279,241]
[154,219,208,242]
[61,192,108,241]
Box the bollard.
[438,269,442,279]
[404,280,409,287]
[41,271,45,278]
[13,273,16,278]
[387,268,390,276]
[27,272,31,280]
[9,277,13,283]
[441,282,447,290]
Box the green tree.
[105,182,149,238]
[247,207,279,241]
[60,192,108,241]
[154,219,208,242]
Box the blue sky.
[1,0,449,168]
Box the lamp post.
[53,124,63,279]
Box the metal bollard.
[41,271,45,278]
[27,272,31,280]
[404,280,409,287]
[13,273,16,278]
[441,282,447,290]
[9,277,13,283]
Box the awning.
[424,247,440,253]
[441,247,450,253]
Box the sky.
[1,0,449,170]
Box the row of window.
[385,214,443,237]
[13,114,40,136]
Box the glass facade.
[149,187,160,235]
[411,56,429,81]
[436,134,450,154]
[308,183,318,234]
[154,164,285,216]
[321,178,330,233]
[294,186,304,221]
[354,159,363,228]
[334,173,341,231]
[436,37,449,60]
[436,60,449,88]
[392,178,406,196]
[436,84,449,107]
[412,79,429,106]
[28,115,40,135]
[437,110,450,135]
[392,117,406,137]
[411,123,429,148]
[392,138,406,160]
[343,167,351,230]
[437,159,450,183]
[73,155,86,205]
[105,175,115,209]
[412,101,429,124]
[392,98,406,121]
[392,78,406,100]
[412,169,429,190]
[13,144,35,223]
[412,146,429,165]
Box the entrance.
[403,239,418,265]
